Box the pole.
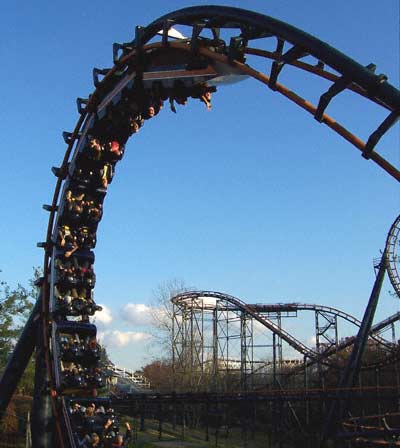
[322,253,387,442]
[31,319,53,447]
[0,297,41,420]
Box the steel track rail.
[98,40,400,181]
[174,297,393,348]
[140,5,399,109]
[111,385,400,405]
[387,214,400,298]
[173,290,322,361]
[173,291,398,366]
[342,412,400,446]
[136,6,400,179]
[286,310,400,376]
[31,6,400,446]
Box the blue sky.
[1,1,399,370]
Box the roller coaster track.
[0,5,398,447]
[112,386,400,407]
[342,412,400,446]
[259,306,400,371]
[257,304,397,354]
[297,310,400,375]
[174,290,321,361]
[172,291,398,366]
[387,214,400,298]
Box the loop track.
[35,6,400,446]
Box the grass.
[126,419,271,448]
[0,419,272,448]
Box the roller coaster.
[0,5,399,447]
[171,291,400,385]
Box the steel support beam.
[0,296,41,420]
[31,319,53,447]
[322,253,387,441]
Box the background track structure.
[171,291,400,391]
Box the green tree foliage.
[99,344,112,367]
[0,268,40,371]
[17,359,36,396]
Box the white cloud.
[93,304,113,326]
[184,296,218,309]
[195,297,218,308]
[121,303,153,326]
[98,330,152,348]
[253,320,269,333]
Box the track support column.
[0,297,41,420]
[322,252,387,442]
[31,319,53,447]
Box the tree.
[99,344,112,367]
[0,400,18,433]
[0,268,40,378]
[17,360,36,396]
[141,359,173,392]
[149,278,193,358]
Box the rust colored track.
[33,6,400,446]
